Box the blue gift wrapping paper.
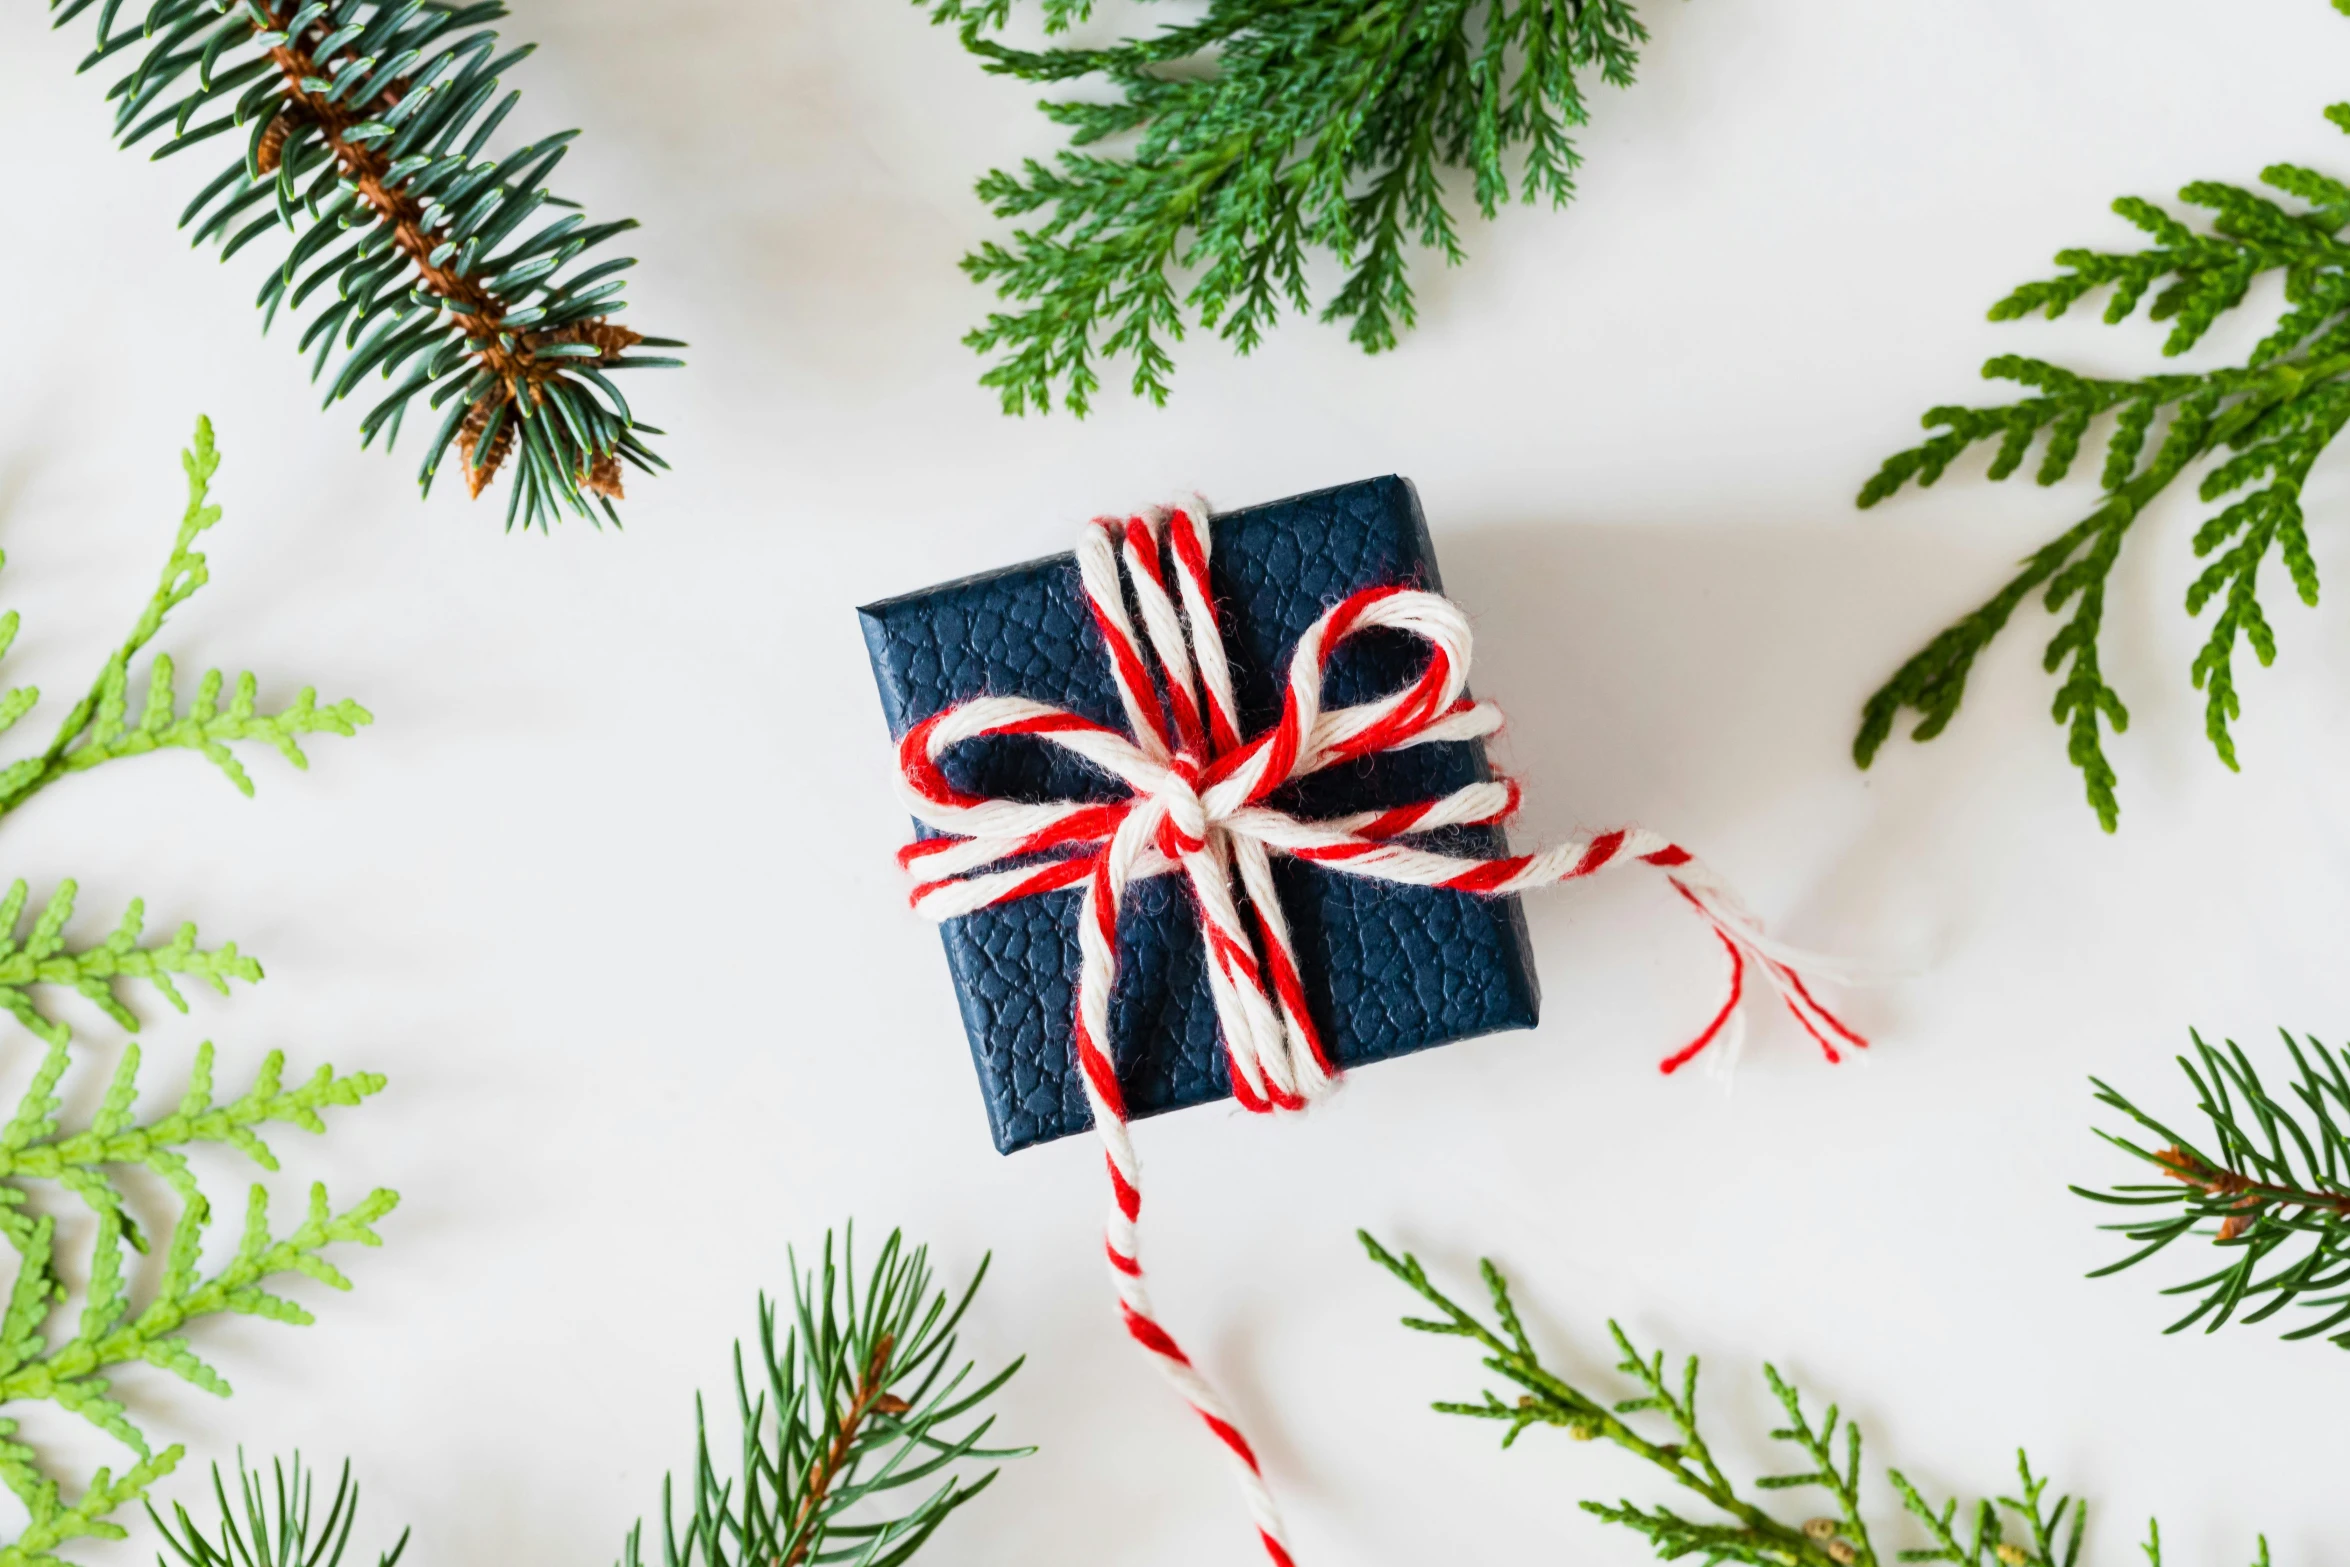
[858,476,1542,1154]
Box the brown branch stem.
[781,1332,910,1567]
[244,3,638,494]
[2156,1145,2350,1239]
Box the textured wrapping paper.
[860,477,1541,1153]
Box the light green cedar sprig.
[621,1227,1030,1567]
[0,417,393,1566]
[0,881,258,1047]
[921,0,1651,414]
[1857,11,2350,831]
[0,418,365,1044]
[0,1041,395,1567]
[46,0,684,530]
[0,416,369,817]
[2076,1030,2350,1348]
[1361,1232,2270,1567]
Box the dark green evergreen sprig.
[2077,1030,2350,1347]
[622,1228,1030,1567]
[1361,1232,2269,1567]
[920,0,1650,414]
[0,1041,395,1567]
[1856,81,2350,831]
[48,0,683,529]
[143,1235,1024,1567]
[150,1453,407,1567]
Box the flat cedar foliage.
[1364,1233,2273,1567]
[46,0,683,530]
[0,422,390,1567]
[920,0,1652,414]
[1859,0,2350,829]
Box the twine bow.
[893,501,1862,1565]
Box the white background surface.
[2,0,2349,1562]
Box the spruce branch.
[621,1227,1031,1567]
[148,1453,407,1567]
[159,1232,1034,1567]
[1361,1231,2269,1567]
[47,0,684,529]
[0,1043,394,1567]
[2077,1030,2350,1346]
[0,418,370,823]
[1856,69,2350,831]
[923,0,1652,414]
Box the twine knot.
[1149,753,1211,857]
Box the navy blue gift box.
[859,477,1541,1154]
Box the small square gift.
[860,477,1544,1155]
[859,477,1858,1563]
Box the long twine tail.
[1075,854,1297,1565]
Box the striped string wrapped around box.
[894,501,1862,1563]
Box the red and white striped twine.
[894,501,1863,1562]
